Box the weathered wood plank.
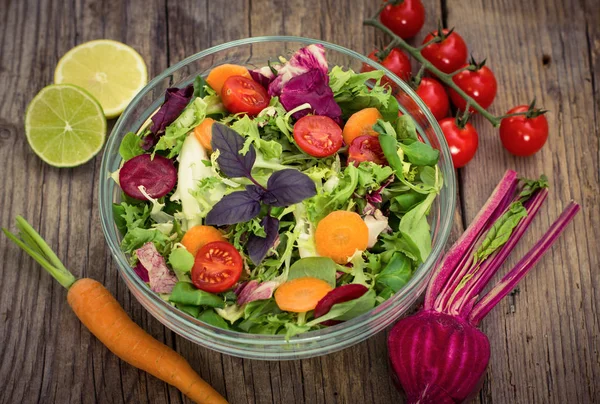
[445,0,600,403]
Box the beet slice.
[314,284,369,326]
[119,154,177,200]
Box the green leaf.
[378,130,404,176]
[119,132,145,161]
[287,257,337,287]
[399,192,437,263]
[474,201,528,262]
[193,75,207,98]
[198,309,231,329]
[112,203,128,236]
[168,247,194,281]
[121,228,171,255]
[154,97,208,158]
[231,115,283,160]
[390,191,427,214]
[284,322,312,340]
[396,115,418,143]
[375,252,412,293]
[307,289,376,326]
[398,142,439,166]
[379,95,399,123]
[176,303,201,318]
[169,282,224,308]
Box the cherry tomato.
[447,65,497,112]
[438,118,478,168]
[415,77,449,121]
[362,48,412,82]
[293,115,343,157]
[221,76,270,116]
[499,106,549,156]
[380,0,425,39]
[191,241,243,293]
[420,29,468,74]
[348,135,387,166]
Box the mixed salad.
[112,44,442,338]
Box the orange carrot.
[194,118,216,151]
[342,107,383,145]
[315,210,369,264]
[2,216,228,404]
[274,277,333,312]
[206,64,251,93]
[181,225,226,257]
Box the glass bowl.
[99,36,456,360]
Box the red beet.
[119,154,177,200]
[314,284,368,326]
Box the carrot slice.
[206,64,251,93]
[342,107,383,145]
[315,210,369,264]
[181,225,226,257]
[275,277,333,313]
[194,118,215,151]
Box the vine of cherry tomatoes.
[371,0,549,168]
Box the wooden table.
[1,0,598,402]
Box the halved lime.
[54,40,147,118]
[25,84,107,167]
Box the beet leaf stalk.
[388,170,580,404]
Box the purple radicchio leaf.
[211,123,257,179]
[150,84,194,135]
[205,189,262,226]
[136,242,177,293]
[263,169,317,207]
[366,176,394,205]
[250,65,279,89]
[133,261,150,283]
[247,214,280,265]
[280,68,342,122]
[268,44,328,96]
[236,279,281,306]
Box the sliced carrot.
[342,107,383,145]
[274,277,333,313]
[194,118,215,151]
[315,210,369,264]
[206,64,251,93]
[181,225,226,257]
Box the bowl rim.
[99,35,456,349]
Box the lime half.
[54,40,147,118]
[25,84,107,167]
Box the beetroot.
[314,284,368,326]
[119,154,177,200]
[387,171,580,403]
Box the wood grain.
[0,0,598,403]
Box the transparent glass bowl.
[99,36,456,360]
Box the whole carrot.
[2,216,228,404]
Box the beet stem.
[424,170,518,309]
[468,201,580,325]
[450,188,548,317]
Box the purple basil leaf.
[247,215,280,265]
[264,169,317,207]
[279,69,342,122]
[246,184,267,202]
[205,190,261,225]
[211,123,256,179]
[150,84,194,135]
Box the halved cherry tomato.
[221,76,270,116]
[293,115,343,157]
[420,29,468,74]
[191,241,243,293]
[348,135,387,166]
[380,0,426,39]
[447,64,497,112]
[415,77,449,121]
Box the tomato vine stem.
[364,17,514,127]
